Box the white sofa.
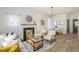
[0,34,28,52]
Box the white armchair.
[43,29,56,41]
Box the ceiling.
[1,7,79,16]
[32,7,79,16]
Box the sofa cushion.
[0,45,20,52]
[0,41,2,48]
[7,34,16,40]
[0,35,5,48]
[2,39,18,47]
[8,40,18,46]
[2,39,12,47]
[9,45,20,52]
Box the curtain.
[47,17,53,29]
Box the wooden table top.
[29,36,43,42]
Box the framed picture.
[40,20,45,26]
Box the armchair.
[43,29,56,41]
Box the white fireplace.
[21,24,37,41]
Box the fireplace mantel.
[21,23,37,41]
[21,23,37,33]
[21,24,37,26]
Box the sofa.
[0,45,20,52]
[0,34,28,52]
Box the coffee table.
[27,36,43,51]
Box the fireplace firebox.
[23,27,34,41]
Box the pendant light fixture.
[47,7,54,29]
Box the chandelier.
[49,7,53,17]
[47,7,54,29]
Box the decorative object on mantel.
[26,15,32,23]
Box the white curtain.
[7,14,20,26]
[5,14,21,34]
[47,17,53,29]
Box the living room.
[0,7,79,52]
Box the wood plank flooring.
[47,34,79,52]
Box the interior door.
[73,19,78,34]
[67,19,70,33]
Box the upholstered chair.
[43,29,56,41]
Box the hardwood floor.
[47,34,79,52]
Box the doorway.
[73,19,78,34]
[67,19,70,33]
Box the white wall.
[1,7,79,38]
[0,9,3,34]
[53,13,79,34]
[69,13,79,34]
[0,8,47,39]
[0,9,2,34]
[53,14,67,34]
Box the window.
[47,17,53,29]
[7,14,20,26]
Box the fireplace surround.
[21,24,37,41]
[23,27,35,41]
